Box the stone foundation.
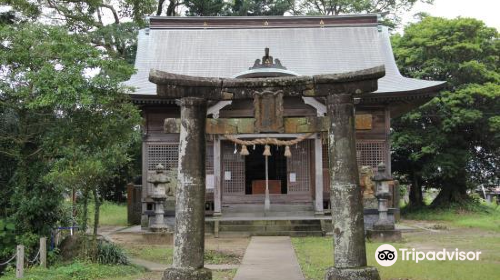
[162,267,212,280]
[326,266,380,280]
[366,229,402,242]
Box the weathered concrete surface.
[163,97,211,280]
[234,236,305,280]
[327,94,367,268]
[326,93,380,279]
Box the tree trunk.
[156,0,165,15]
[82,188,89,232]
[166,0,177,16]
[92,187,100,237]
[408,168,424,208]
[431,171,469,208]
[431,182,468,208]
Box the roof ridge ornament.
[249,48,287,70]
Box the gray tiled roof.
[124,24,444,95]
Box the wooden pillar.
[16,245,24,278]
[314,136,324,214]
[40,237,47,268]
[141,140,149,229]
[384,106,392,174]
[326,94,380,280]
[163,97,212,280]
[213,136,222,216]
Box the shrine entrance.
[221,138,313,204]
[149,54,385,279]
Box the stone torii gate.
[149,66,385,280]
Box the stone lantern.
[366,162,402,242]
[147,163,170,232]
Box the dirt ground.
[109,231,250,261]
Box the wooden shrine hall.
[125,15,445,230]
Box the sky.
[401,0,500,30]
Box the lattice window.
[146,142,214,173]
[287,140,311,193]
[221,141,245,194]
[356,140,387,168]
[321,140,387,193]
[206,143,214,175]
[320,140,387,169]
[322,142,329,169]
[147,143,179,171]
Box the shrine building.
[124,15,445,233]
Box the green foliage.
[0,261,144,280]
[0,22,140,257]
[0,219,15,259]
[97,241,129,265]
[184,0,227,16]
[228,0,296,16]
[298,0,433,26]
[391,17,499,206]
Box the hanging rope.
[224,133,314,147]
[0,253,16,266]
[224,133,314,157]
[27,249,40,264]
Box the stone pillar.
[163,97,212,280]
[314,136,324,214]
[326,94,380,280]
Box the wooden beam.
[165,115,372,134]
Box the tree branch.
[100,4,120,24]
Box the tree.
[184,0,226,16]
[299,0,433,27]
[228,0,296,16]
[391,17,499,207]
[0,23,140,255]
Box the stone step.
[212,219,324,237]
[222,203,314,213]
[221,211,316,217]
[219,225,322,232]
[219,219,322,226]
[218,231,325,237]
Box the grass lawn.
[292,205,500,280]
[89,201,128,227]
[402,203,500,232]
[0,262,144,280]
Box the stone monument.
[366,162,402,242]
[147,163,170,232]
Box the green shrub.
[97,241,129,265]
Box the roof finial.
[249,48,287,70]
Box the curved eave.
[359,81,446,103]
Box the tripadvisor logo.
[375,244,481,267]
[375,244,398,267]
